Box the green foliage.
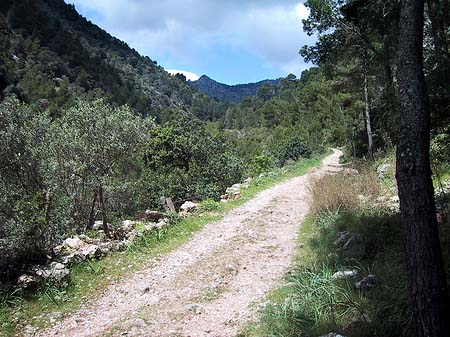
[144,115,245,202]
[0,97,52,272]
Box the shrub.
[309,167,379,216]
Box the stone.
[98,242,113,254]
[180,201,197,212]
[377,163,392,178]
[122,220,135,231]
[160,197,176,213]
[220,194,229,200]
[332,270,358,280]
[92,220,104,230]
[78,234,99,245]
[225,187,239,196]
[334,231,365,259]
[233,191,241,200]
[319,333,346,337]
[390,195,399,203]
[244,177,252,184]
[64,236,83,249]
[78,244,100,258]
[36,262,70,283]
[145,210,165,221]
[355,274,379,290]
[17,274,38,289]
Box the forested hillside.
[0,0,227,121]
[189,75,279,103]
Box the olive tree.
[47,99,150,236]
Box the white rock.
[332,270,358,280]
[377,163,392,178]
[122,220,135,231]
[390,195,399,203]
[64,237,83,249]
[180,201,197,212]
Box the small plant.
[199,199,219,212]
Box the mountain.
[189,75,280,103]
[0,0,225,121]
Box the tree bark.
[86,190,98,230]
[396,1,450,336]
[98,184,109,237]
[363,55,374,160]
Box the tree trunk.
[98,184,109,237]
[363,55,374,160]
[396,1,450,336]
[86,190,98,230]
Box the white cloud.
[166,69,200,81]
[67,0,314,79]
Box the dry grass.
[309,166,380,216]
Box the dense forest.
[1,0,450,336]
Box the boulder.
[355,274,379,290]
[377,163,392,178]
[35,262,70,283]
[334,231,365,259]
[233,191,241,200]
[319,334,346,337]
[64,236,83,249]
[160,197,176,212]
[180,201,197,212]
[332,270,358,280]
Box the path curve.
[37,150,342,337]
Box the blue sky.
[65,1,316,85]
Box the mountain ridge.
[189,74,280,103]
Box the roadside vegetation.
[240,149,450,337]
[0,153,325,336]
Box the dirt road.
[37,150,342,337]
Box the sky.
[65,0,316,85]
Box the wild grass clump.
[258,264,367,337]
[309,166,380,216]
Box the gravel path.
[36,150,342,337]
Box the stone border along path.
[34,150,342,337]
